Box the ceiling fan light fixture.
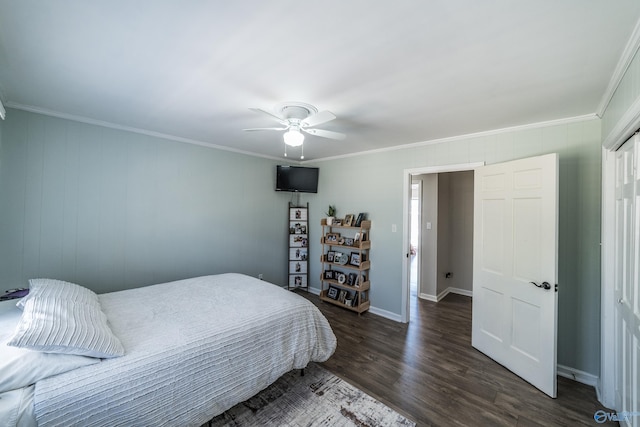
[283,128,304,147]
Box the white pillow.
[8,296,125,359]
[16,278,98,310]
[0,301,100,393]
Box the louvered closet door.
[614,136,640,427]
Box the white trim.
[401,162,484,323]
[0,98,5,120]
[369,306,403,323]
[597,16,640,117]
[437,287,473,301]
[5,102,287,162]
[599,148,617,408]
[557,364,599,388]
[309,285,403,322]
[601,95,640,150]
[420,287,473,303]
[419,293,438,302]
[6,101,597,164]
[307,114,597,163]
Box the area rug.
[202,363,415,427]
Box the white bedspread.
[33,274,336,426]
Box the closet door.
[614,136,640,427]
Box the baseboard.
[441,287,473,300]
[419,288,472,302]
[418,293,438,302]
[309,286,402,322]
[557,364,599,388]
[368,306,402,322]
[308,286,321,296]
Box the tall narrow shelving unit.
[287,202,309,291]
[319,217,371,314]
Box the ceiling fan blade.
[301,110,336,128]
[302,128,346,140]
[243,127,289,131]
[249,107,286,124]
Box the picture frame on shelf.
[348,273,358,286]
[338,290,347,303]
[290,261,307,274]
[327,251,336,262]
[344,214,354,226]
[324,270,334,280]
[327,286,339,300]
[289,275,307,288]
[289,248,308,261]
[290,234,308,247]
[326,233,340,243]
[291,208,307,221]
[354,232,361,243]
[355,213,366,227]
[290,222,307,234]
[335,252,349,265]
[349,252,361,267]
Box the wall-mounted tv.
[276,165,319,193]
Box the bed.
[0,273,337,427]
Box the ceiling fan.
[244,102,345,159]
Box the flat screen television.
[276,165,319,193]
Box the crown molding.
[4,102,285,162]
[305,113,598,163]
[597,16,640,117]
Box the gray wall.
[0,109,290,294]
[308,118,602,376]
[0,108,603,377]
[436,171,474,295]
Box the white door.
[614,136,640,427]
[472,153,558,397]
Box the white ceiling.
[1,1,639,161]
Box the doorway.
[402,162,483,323]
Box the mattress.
[32,273,336,426]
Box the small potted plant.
[326,205,336,225]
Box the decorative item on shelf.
[326,233,340,243]
[337,273,347,284]
[344,237,354,246]
[327,286,339,300]
[325,205,336,225]
[327,251,336,262]
[338,290,347,303]
[344,214,354,227]
[335,252,349,265]
[349,252,361,267]
[348,273,358,286]
[355,213,366,227]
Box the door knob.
[530,281,552,290]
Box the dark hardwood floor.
[298,290,610,426]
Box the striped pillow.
[8,296,124,359]
[16,278,99,310]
